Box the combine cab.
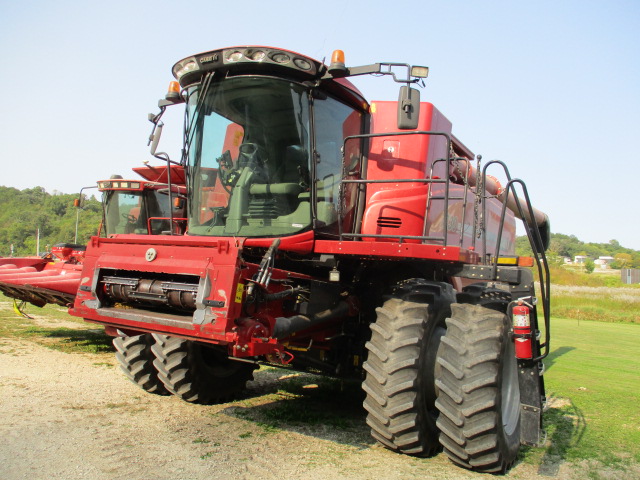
[100,165,187,236]
[5,47,552,473]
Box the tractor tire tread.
[435,303,520,474]
[113,334,169,395]
[363,279,454,457]
[151,334,255,404]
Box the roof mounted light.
[165,81,182,103]
[246,49,266,61]
[328,49,347,76]
[270,52,290,63]
[173,57,199,79]
[293,58,312,70]
[227,50,243,62]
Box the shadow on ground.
[544,346,576,371]
[532,398,587,477]
[222,369,373,449]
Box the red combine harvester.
[0,171,186,307]
[2,47,551,473]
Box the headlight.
[411,66,429,78]
[173,58,200,79]
[270,52,290,64]
[247,49,266,61]
[226,50,243,62]
[293,58,311,70]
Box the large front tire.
[435,303,521,473]
[113,334,169,395]
[362,280,453,456]
[151,335,256,404]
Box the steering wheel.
[121,213,137,223]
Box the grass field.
[525,317,640,478]
[1,294,639,479]
[550,284,640,324]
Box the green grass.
[192,438,211,444]
[0,295,113,354]
[528,317,640,476]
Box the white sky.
[1,0,639,249]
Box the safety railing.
[337,131,457,246]
[481,160,551,361]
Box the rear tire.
[435,303,521,473]
[113,334,169,395]
[151,334,256,404]
[362,280,453,456]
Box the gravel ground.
[0,335,579,480]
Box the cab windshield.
[185,77,312,237]
[103,189,183,235]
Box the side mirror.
[149,122,164,156]
[397,86,420,130]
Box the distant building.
[574,255,587,264]
[594,256,615,269]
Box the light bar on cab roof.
[173,57,200,80]
[172,47,322,86]
[98,181,141,191]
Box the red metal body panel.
[70,235,321,357]
[366,102,451,190]
[131,164,186,184]
[244,230,315,253]
[361,102,453,243]
[349,101,516,256]
[314,240,479,264]
[72,236,244,342]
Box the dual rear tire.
[363,286,521,473]
[151,334,256,404]
[113,334,255,404]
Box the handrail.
[482,160,551,361]
[340,131,452,245]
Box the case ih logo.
[145,248,157,262]
[200,54,218,63]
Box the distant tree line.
[0,186,102,257]
[516,233,640,269]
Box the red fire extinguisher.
[512,302,533,359]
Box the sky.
[1,0,639,249]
